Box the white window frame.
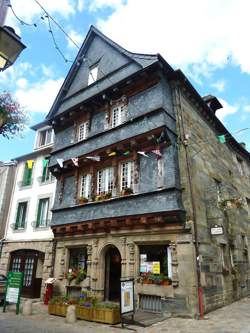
[36,128,53,148]
[79,174,92,199]
[36,197,50,227]
[88,64,98,85]
[111,103,128,128]
[78,121,89,141]
[97,167,114,195]
[120,161,135,191]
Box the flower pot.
[48,303,69,317]
[93,307,120,324]
[76,305,93,321]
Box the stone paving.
[1,297,250,333]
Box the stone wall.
[52,230,197,317]
[0,240,54,298]
[173,83,250,313]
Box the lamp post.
[0,0,26,71]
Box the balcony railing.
[10,222,26,231]
[18,178,33,188]
[37,175,55,185]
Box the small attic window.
[88,64,98,85]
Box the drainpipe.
[50,238,57,277]
[173,82,204,319]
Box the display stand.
[3,271,24,315]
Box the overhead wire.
[8,2,37,27]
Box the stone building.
[45,26,250,317]
[0,122,56,298]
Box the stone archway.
[101,245,121,302]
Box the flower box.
[48,303,69,317]
[76,305,93,321]
[93,307,120,325]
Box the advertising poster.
[120,279,134,315]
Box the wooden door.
[9,250,39,298]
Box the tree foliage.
[0,92,27,139]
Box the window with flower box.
[120,161,135,194]
[111,103,127,128]
[138,245,172,285]
[79,174,92,201]
[97,167,114,196]
[78,121,89,141]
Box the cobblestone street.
[1,297,250,333]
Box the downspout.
[172,81,204,319]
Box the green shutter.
[42,165,47,182]
[15,204,21,229]
[20,203,27,228]
[23,163,33,186]
[36,200,42,227]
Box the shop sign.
[210,225,224,235]
[120,278,134,315]
[152,261,160,274]
[3,271,24,314]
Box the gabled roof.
[46,25,158,120]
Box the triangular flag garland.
[42,159,49,168]
[138,151,149,158]
[152,149,162,157]
[217,135,226,144]
[86,156,101,162]
[71,157,79,167]
[108,151,117,157]
[123,151,130,156]
[56,158,64,168]
[27,160,34,169]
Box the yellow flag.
[108,152,116,157]
[27,160,34,169]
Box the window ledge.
[10,223,26,232]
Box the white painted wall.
[5,154,56,241]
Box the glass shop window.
[68,248,87,271]
[139,245,172,278]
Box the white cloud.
[88,0,124,11]
[95,0,250,77]
[16,78,28,89]
[67,29,84,49]
[77,0,84,11]
[211,80,226,93]
[15,78,64,113]
[216,98,238,121]
[243,105,250,113]
[5,0,76,27]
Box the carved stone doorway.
[104,245,121,301]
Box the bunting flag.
[123,151,130,156]
[152,149,162,157]
[56,158,64,168]
[138,151,149,158]
[27,160,34,169]
[71,157,79,167]
[217,135,226,143]
[42,159,49,168]
[86,156,101,162]
[108,151,117,157]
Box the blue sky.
[1,0,250,161]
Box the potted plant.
[121,187,134,196]
[76,293,94,321]
[78,196,88,204]
[93,302,120,324]
[75,268,87,284]
[48,296,72,317]
[66,270,77,284]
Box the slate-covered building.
[46,26,250,317]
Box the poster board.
[3,271,24,314]
[120,278,134,315]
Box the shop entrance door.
[9,250,44,298]
[104,246,121,301]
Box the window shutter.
[36,200,42,227]
[15,204,21,229]
[21,203,27,228]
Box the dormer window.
[78,121,89,141]
[88,64,98,85]
[36,128,53,148]
[111,103,128,128]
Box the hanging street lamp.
[0,0,26,71]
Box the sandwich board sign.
[120,278,135,328]
[3,271,24,314]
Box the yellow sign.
[152,261,160,274]
[27,160,34,169]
